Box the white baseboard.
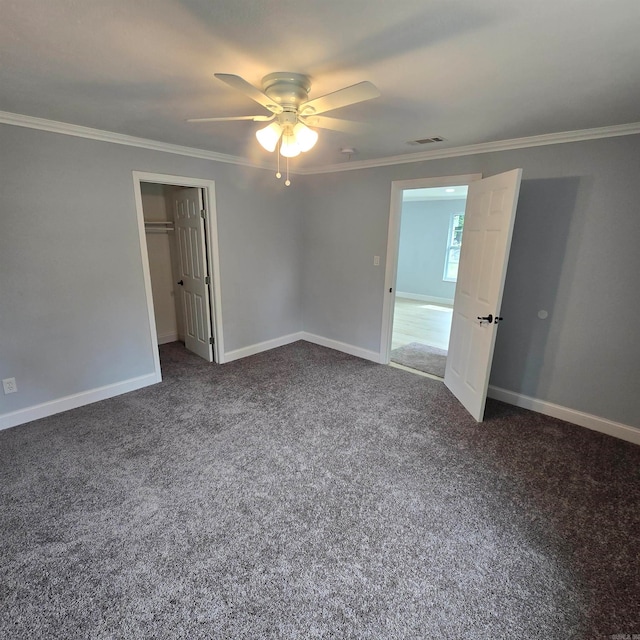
[5,339,635,448]
[396,292,454,306]
[0,372,161,431]
[224,332,305,363]
[157,331,179,345]
[221,331,381,365]
[301,332,382,364]
[488,385,640,446]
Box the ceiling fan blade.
[187,114,274,123]
[300,115,370,134]
[214,73,284,114]
[299,81,380,116]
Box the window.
[443,212,465,282]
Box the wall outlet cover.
[2,378,17,394]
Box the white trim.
[4,336,636,447]
[380,174,482,365]
[0,373,159,431]
[132,175,163,381]
[0,110,273,170]
[200,181,225,364]
[2,110,639,175]
[221,331,382,365]
[157,331,179,345]
[298,122,640,174]
[132,172,225,366]
[395,292,454,306]
[488,386,640,446]
[224,332,304,363]
[301,332,382,364]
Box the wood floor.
[391,297,453,351]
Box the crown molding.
[0,110,273,171]
[295,121,640,175]
[2,110,639,176]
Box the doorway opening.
[382,169,523,421]
[391,186,468,377]
[380,174,481,378]
[133,172,224,381]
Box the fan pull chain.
[276,140,282,179]
[285,156,291,187]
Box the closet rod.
[145,227,174,234]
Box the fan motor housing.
[262,72,311,108]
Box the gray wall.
[2,122,639,432]
[0,124,303,415]
[300,135,640,428]
[396,199,464,300]
[301,171,389,349]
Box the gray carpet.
[1,341,639,639]
[390,342,447,377]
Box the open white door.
[444,169,523,421]
[174,188,213,362]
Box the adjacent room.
[389,185,468,378]
[1,1,639,638]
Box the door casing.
[380,174,482,364]
[133,171,225,381]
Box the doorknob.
[477,314,493,324]
[177,280,184,286]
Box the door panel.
[179,227,190,277]
[444,169,523,421]
[174,188,213,362]
[190,227,201,277]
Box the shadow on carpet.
[391,341,447,377]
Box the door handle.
[477,314,493,324]
[177,280,184,286]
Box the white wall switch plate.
[3,377,17,394]
[373,256,380,266]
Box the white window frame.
[443,211,465,282]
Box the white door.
[174,188,213,362]
[444,169,523,421]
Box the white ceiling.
[1,0,639,169]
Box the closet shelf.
[144,220,174,233]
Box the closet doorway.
[133,172,224,377]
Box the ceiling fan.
[188,72,380,184]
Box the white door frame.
[132,171,225,380]
[380,173,482,364]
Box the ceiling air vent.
[407,136,446,145]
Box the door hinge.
[205,276,210,285]
[209,337,214,345]
[200,210,206,220]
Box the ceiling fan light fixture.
[280,132,301,158]
[256,122,283,152]
[292,122,318,152]
[192,73,380,185]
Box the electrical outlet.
[373,255,380,266]
[3,377,17,394]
